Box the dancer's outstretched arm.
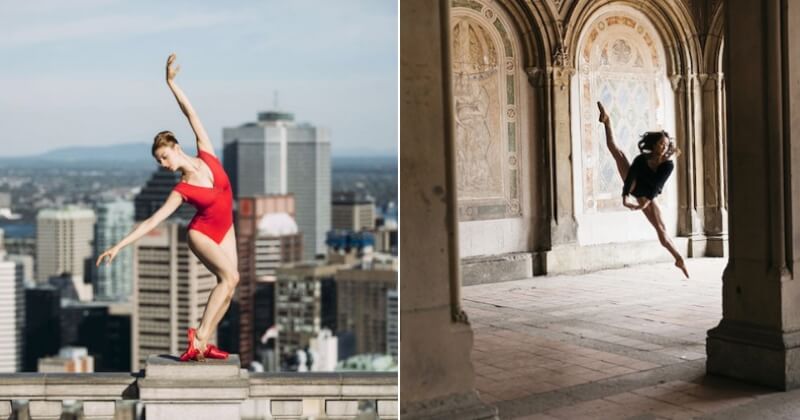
[96,192,184,266]
[166,53,215,157]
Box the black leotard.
[622,154,674,200]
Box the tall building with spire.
[223,111,331,260]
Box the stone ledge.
[0,372,137,400]
[138,378,250,401]
[544,238,691,274]
[144,354,242,380]
[461,252,534,286]
[248,372,397,399]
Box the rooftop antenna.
[273,90,279,110]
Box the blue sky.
[0,0,398,157]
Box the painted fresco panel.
[451,0,522,221]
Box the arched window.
[573,8,676,244]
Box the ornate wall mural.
[578,12,669,212]
[451,0,522,221]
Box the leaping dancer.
[97,53,239,361]
[597,101,690,279]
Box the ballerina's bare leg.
[601,124,631,180]
[641,200,689,278]
[187,228,240,359]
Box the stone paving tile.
[461,259,798,419]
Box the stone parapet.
[0,355,398,419]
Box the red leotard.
[172,150,233,244]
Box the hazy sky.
[0,0,398,157]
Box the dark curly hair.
[637,130,680,158]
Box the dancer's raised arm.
[166,53,215,157]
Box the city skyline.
[0,0,398,157]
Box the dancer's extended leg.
[188,229,240,357]
[598,103,630,181]
[642,200,690,278]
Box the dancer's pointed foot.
[597,101,609,124]
[675,258,690,279]
[180,327,203,362]
[203,344,229,360]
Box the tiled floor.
[463,258,800,419]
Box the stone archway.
[571,6,677,246]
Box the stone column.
[671,74,705,255]
[400,0,498,418]
[525,67,553,273]
[700,72,728,256]
[547,49,579,246]
[706,0,800,389]
[138,355,250,420]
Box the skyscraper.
[387,289,398,359]
[335,268,397,356]
[131,222,217,371]
[93,200,134,301]
[36,206,95,284]
[0,251,24,372]
[60,300,132,372]
[223,111,331,260]
[231,195,303,367]
[24,285,60,372]
[133,167,195,222]
[275,263,338,370]
[332,192,376,231]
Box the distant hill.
[35,142,156,161]
[0,143,396,170]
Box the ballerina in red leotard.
[96,53,238,361]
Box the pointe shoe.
[203,344,229,360]
[179,327,203,362]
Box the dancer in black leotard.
[597,101,690,279]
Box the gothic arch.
[569,5,678,245]
[565,0,701,77]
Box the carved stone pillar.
[706,0,800,389]
[671,74,704,255]
[547,47,578,246]
[400,0,498,418]
[700,72,728,256]
[525,66,554,273]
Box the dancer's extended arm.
[166,53,215,157]
[96,192,184,266]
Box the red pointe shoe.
[203,344,229,359]
[179,327,203,362]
